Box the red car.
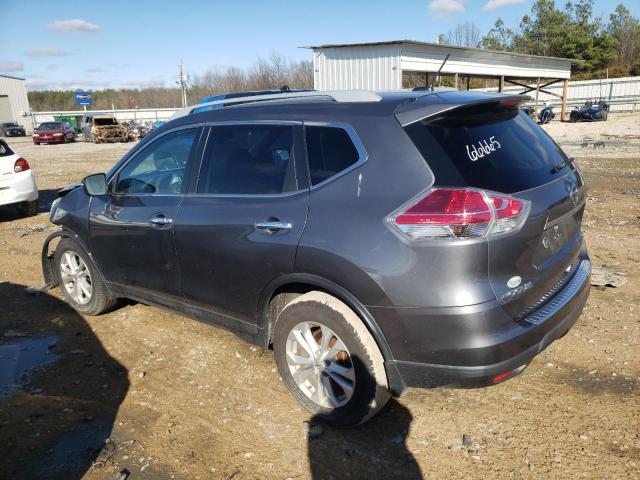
[33,121,76,145]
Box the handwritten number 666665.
[466,136,501,162]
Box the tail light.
[389,187,530,240]
[14,158,30,173]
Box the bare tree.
[439,22,483,48]
[29,52,315,111]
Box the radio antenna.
[429,54,450,91]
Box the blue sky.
[1,0,637,91]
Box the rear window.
[305,126,360,186]
[0,140,14,156]
[403,107,571,193]
[198,124,296,195]
[38,122,63,130]
[94,118,118,126]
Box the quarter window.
[198,124,296,195]
[305,126,360,186]
[114,129,198,195]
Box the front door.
[175,123,309,327]
[89,127,202,298]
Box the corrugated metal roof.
[304,39,575,63]
[0,73,26,81]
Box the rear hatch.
[400,94,586,319]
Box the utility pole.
[178,61,188,108]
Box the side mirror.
[82,173,108,196]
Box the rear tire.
[54,238,117,315]
[272,291,390,426]
[20,200,38,217]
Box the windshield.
[403,108,572,193]
[2,123,20,128]
[38,122,63,130]
[94,118,118,126]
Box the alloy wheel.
[285,321,356,408]
[59,250,93,305]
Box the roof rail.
[170,90,382,120]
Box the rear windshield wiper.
[550,161,568,174]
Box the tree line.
[27,54,313,111]
[440,1,640,79]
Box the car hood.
[34,129,65,135]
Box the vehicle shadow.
[307,356,422,479]
[37,188,60,213]
[0,188,59,222]
[0,282,129,479]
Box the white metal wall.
[313,44,402,91]
[33,108,177,125]
[478,76,640,112]
[0,75,32,133]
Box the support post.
[454,73,459,89]
[561,79,569,122]
[466,76,470,90]
[498,76,504,93]
[534,77,540,113]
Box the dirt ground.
[0,114,638,480]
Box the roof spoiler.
[394,91,530,127]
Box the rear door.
[175,122,308,328]
[403,105,586,318]
[89,127,202,298]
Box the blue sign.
[74,90,93,106]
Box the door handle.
[255,219,293,233]
[149,214,174,226]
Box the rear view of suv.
[42,89,590,425]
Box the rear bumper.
[33,136,65,143]
[379,256,591,395]
[0,171,39,206]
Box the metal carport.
[307,40,574,121]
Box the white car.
[0,139,38,216]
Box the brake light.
[14,158,30,173]
[389,187,529,240]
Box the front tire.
[273,291,390,426]
[54,238,116,315]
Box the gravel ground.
[0,114,638,479]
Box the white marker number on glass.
[466,136,501,162]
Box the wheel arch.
[41,228,111,294]
[257,273,394,362]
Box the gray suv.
[42,89,591,425]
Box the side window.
[114,129,198,195]
[198,124,296,195]
[305,126,360,186]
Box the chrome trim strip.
[544,200,586,229]
[204,120,303,127]
[522,260,591,326]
